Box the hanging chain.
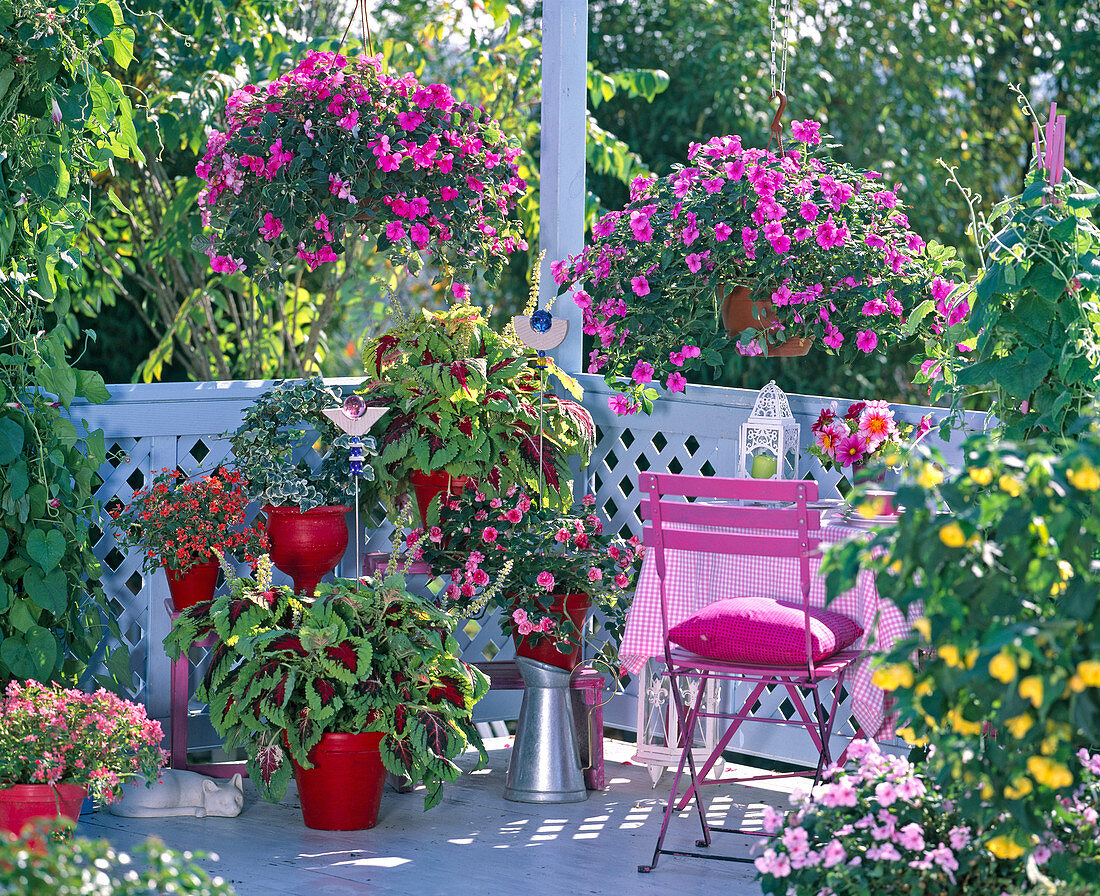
[768,0,794,98]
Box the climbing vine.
[0,0,140,684]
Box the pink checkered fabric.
[667,596,863,665]
[621,521,911,741]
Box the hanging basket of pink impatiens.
[193,51,528,290]
[553,122,942,415]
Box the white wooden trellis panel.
[72,376,984,767]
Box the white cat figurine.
[107,770,245,818]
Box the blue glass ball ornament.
[530,309,553,333]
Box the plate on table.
[827,505,898,529]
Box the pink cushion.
[668,597,863,665]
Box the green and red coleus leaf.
[427,675,468,708]
[325,642,358,673]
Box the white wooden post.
[539,0,588,377]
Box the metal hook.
[766,90,787,151]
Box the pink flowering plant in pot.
[194,51,527,289]
[553,123,941,415]
[0,680,167,805]
[414,490,643,656]
[806,399,928,494]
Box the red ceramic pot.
[264,505,351,596]
[512,593,591,670]
[290,732,386,830]
[164,559,220,611]
[408,470,470,528]
[0,783,86,837]
[720,284,813,357]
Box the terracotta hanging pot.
[263,505,351,596]
[289,732,386,831]
[512,593,592,670]
[408,470,471,529]
[0,783,86,837]
[720,284,813,357]
[164,559,220,611]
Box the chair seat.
[667,645,860,684]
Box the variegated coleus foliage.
[362,304,595,517]
[165,566,489,809]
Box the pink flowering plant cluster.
[195,51,527,289]
[0,680,167,804]
[807,400,925,477]
[553,123,943,415]
[755,739,1028,895]
[414,490,642,652]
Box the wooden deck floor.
[78,739,801,896]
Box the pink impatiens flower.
[631,360,654,384]
[536,571,555,591]
[666,372,687,393]
[630,275,650,296]
[855,330,879,353]
[260,213,283,242]
[481,527,498,543]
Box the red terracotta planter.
[0,783,86,837]
[290,732,386,830]
[720,285,813,357]
[264,505,351,596]
[512,593,591,670]
[164,559,220,611]
[408,470,471,528]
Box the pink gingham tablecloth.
[620,520,907,741]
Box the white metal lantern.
[737,380,800,480]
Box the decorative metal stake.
[513,308,569,506]
[323,395,388,590]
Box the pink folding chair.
[636,473,862,872]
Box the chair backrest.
[638,473,821,672]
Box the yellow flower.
[1004,776,1033,799]
[988,652,1016,683]
[872,663,914,692]
[987,835,1026,859]
[939,644,963,668]
[897,726,928,747]
[1005,713,1034,739]
[915,678,934,697]
[946,707,983,736]
[857,500,879,519]
[917,464,944,489]
[1027,756,1073,789]
[1068,463,1100,491]
[939,522,966,548]
[912,617,931,641]
[998,474,1023,497]
[1077,660,1100,687]
[1019,676,1044,708]
[1068,674,1086,693]
[980,781,994,799]
[1040,735,1060,756]
[888,559,903,575]
[968,466,993,486]
[1057,560,1074,581]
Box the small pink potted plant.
[0,680,167,835]
[415,491,643,669]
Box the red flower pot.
[290,732,386,830]
[720,284,813,357]
[512,593,591,670]
[408,470,471,528]
[264,505,351,596]
[164,559,220,611]
[0,783,86,837]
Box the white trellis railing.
[74,375,983,767]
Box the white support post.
[539,0,588,377]
[146,436,177,726]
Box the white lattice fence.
[73,376,983,766]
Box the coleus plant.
[361,303,595,514]
[163,554,489,809]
